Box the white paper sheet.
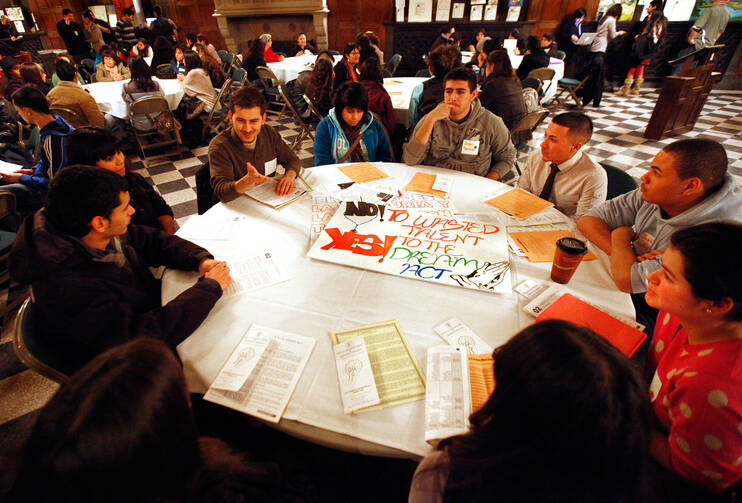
[177,214,249,241]
[245,179,307,208]
[424,346,470,444]
[333,336,381,414]
[204,324,316,423]
[210,331,271,392]
[433,317,493,354]
[514,279,550,300]
[220,251,288,298]
[431,174,453,194]
[0,160,23,175]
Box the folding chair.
[277,83,313,151]
[547,75,590,109]
[555,50,566,61]
[80,58,96,82]
[155,63,176,79]
[202,79,232,136]
[256,66,286,118]
[509,109,549,153]
[526,67,556,97]
[302,93,325,121]
[385,53,402,77]
[230,67,247,87]
[13,297,69,383]
[129,96,184,167]
[50,106,88,129]
[600,162,637,200]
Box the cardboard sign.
[307,201,512,294]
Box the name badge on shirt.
[461,139,480,155]
[264,158,277,176]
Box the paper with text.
[219,251,288,298]
[333,336,381,414]
[205,324,316,423]
[331,320,425,413]
[210,330,272,392]
[425,346,470,444]
[484,188,553,219]
[177,214,249,241]
[433,317,493,354]
[405,172,450,197]
[245,179,308,209]
[468,353,495,413]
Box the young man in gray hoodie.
[402,66,516,181]
[578,138,742,296]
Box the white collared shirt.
[518,149,608,218]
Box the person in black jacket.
[8,166,232,374]
[67,127,175,234]
[333,42,360,91]
[242,37,267,83]
[56,9,91,64]
[516,36,550,82]
[292,33,316,57]
[478,50,528,144]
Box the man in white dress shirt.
[518,112,607,218]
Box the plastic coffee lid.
[556,237,588,255]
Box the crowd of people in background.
[0,2,737,502]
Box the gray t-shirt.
[694,4,730,49]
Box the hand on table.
[202,261,232,291]
[1,168,32,183]
[234,162,271,194]
[275,171,296,195]
[198,258,226,275]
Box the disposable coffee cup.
[551,237,588,284]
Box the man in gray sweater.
[577,138,742,295]
[402,66,516,181]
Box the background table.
[83,78,185,119]
[267,54,343,84]
[163,162,633,459]
[383,77,428,128]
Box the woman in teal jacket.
[313,81,393,166]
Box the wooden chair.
[256,66,286,118]
[548,75,590,109]
[302,93,325,122]
[13,297,69,383]
[129,96,184,167]
[202,78,232,137]
[50,106,87,128]
[526,67,556,97]
[278,83,314,151]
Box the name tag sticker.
[264,158,277,176]
[461,139,480,155]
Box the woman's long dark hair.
[194,42,226,86]
[183,49,202,73]
[600,4,622,24]
[6,339,202,502]
[20,63,44,87]
[486,49,516,80]
[245,37,266,60]
[438,320,651,503]
[128,56,157,91]
[310,58,333,103]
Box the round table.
[267,54,343,84]
[83,77,185,120]
[162,162,633,459]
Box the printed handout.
[219,251,288,298]
[333,336,381,414]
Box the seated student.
[516,35,551,81]
[47,59,105,128]
[293,33,315,57]
[51,55,86,86]
[209,85,300,202]
[67,127,175,234]
[2,86,73,212]
[95,47,131,82]
[518,112,607,219]
[122,56,166,130]
[365,31,384,64]
[403,66,516,181]
[408,45,454,129]
[20,63,53,95]
[577,139,742,296]
[643,223,742,498]
[194,42,226,88]
[4,339,282,502]
[0,56,23,99]
[333,43,360,91]
[132,37,152,58]
[409,319,650,503]
[477,49,527,140]
[260,33,283,63]
[167,44,187,76]
[8,166,231,373]
[313,81,393,166]
[178,50,217,114]
[242,37,268,84]
[196,33,220,63]
[292,56,333,121]
[541,32,560,58]
[359,57,395,134]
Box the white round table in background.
[83,77,185,119]
[267,54,343,84]
[162,162,634,459]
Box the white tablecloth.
[162,162,633,459]
[267,54,343,84]
[83,78,185,119]
[383,77,429,128]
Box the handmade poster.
[470,4,483,20]
[307,200,512,294]
[408,0,433,22]
[435,0,451,21]
[388,193,455,217]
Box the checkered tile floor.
[125,88,742,231]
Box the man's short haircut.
[62,8,72,16]
[543,33,555,42]
[67,127,122,167]
[46,166,130,238]
[12,85,50,114]
[334,81,368,116]
[229,84,267,114]
[153,5,162,15]
[443,66,477,92]
[122,7,134,16]
[342,42,358,56]
[662,138,727,193]
[428,45,453,77]
[55,59,76,82]
[552,112,593,144]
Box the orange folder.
[468,354,495,413]
[535,293,646,358]
[405,172,447,197]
